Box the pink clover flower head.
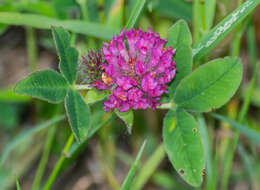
[95,28,176,112]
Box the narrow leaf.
[120,141,147,190]
[65,89,91,143]
[125,0,146,29]
[0,12,119,40]
[210,113,260,145]
[0,115,65,167]
[192,0,260,60]
[163,109,204,187]
[107,0,124,28]
[52,27,78,84]
[16,178,21,190]
[197,114,216,190]
[174,58,242,112]
[14,70,68,103]
[132,144,165,190]
[115,110,134,134]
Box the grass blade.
[197,114,216,190]
[237,143,256,187]
[16,178,21,190]
[0,12,119,40]
[210,113,260,145]
[0,115,65,167]
[31,126,57,190]
[125,0,146,29]
[192,0,260,60]
[120,140,147,190]
[132,144,165,190]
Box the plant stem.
[200,0,207,32]
[74,84,91,90]
[26,26,38,72]
[77,0,89,21]
[77,0,97,48]
[98,0,105,24]
[157,102,175,110]
[31,126,57,190]
[193,0,201,43]
[42,134,74,190]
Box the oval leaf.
[14,70,68,103]
[167,20,192,97]
[65,89,91,143]
[168,45,192,97]
[167,19,192,48]
[163,109,204,187]
[115,110,134,134]
[174,58,243,112]
[52,27,79,85]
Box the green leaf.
[52,27,78,84]
[65,89,91,143]
[85,88,109,104]
[174,58,243,112]
[167,20,192,97]
[210,113,260,145]
[169,45,192,97]
[14,70,68,103]
[192,0,260,60]
[163,109,204,187]
[0,12,119,40]
[125,0,146,29]
[120,141,147,190]
[167,19,192,48]
[115,110,134,134]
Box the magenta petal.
[135,61,146,76]
[141,74,158,92]
[116,77,133,90]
